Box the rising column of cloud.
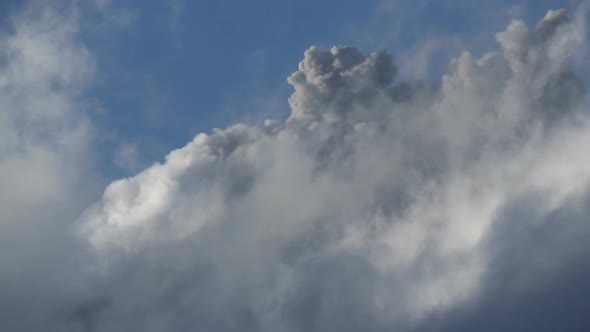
[74,7,590,332]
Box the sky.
[12,0,579,173]
[1,0,590,331]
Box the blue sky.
[3,0,571,174]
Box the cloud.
[0,2,107,331]
[1,2,590,331]
[73,6,590,332]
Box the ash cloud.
[2,2,590,332]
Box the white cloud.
[0,2,104,330]
[1,1,590,331]
[0,4,96,241]
[75,6,590,332]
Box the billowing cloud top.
[2,4,590,332]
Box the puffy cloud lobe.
[72,7,590,332]
[494,9,585,121]
[287,46,396,127]
[82,124,264,251]
[286,46,397,146]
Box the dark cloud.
[416,187,590,332]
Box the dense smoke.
[1,2,590,331]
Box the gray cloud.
[0,2,105,331]
[1,2,590,331]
